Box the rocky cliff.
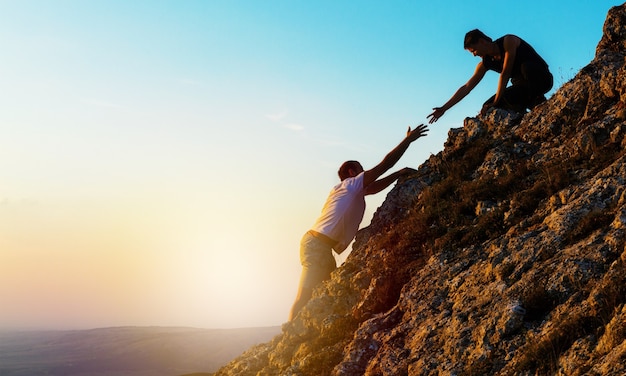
[212,4,626,375]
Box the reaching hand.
[406,124,428,142]
[427,107,446,124]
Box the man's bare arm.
[364,167,417,195]
[362,125,428,189]
[428,63,487,123]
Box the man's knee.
[295,286,313,302]
[290,287,313,320]
[521,63,553,94]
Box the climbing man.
[289,124,429,320]
[428,29,553,123]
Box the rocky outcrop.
[212,4,626,375]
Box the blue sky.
[0,1,618,329]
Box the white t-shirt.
[311,172,366,253]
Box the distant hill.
[0,326,280,376]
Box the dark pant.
[484,62,553,112]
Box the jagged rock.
[211,4,626,376]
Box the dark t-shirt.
[482,35,549,82]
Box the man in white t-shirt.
[289,124,428,320]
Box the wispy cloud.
[266,110,305,132]
[266,110,288,122]
[81,99,123,109]
[283,123,305,131]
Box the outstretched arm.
[482,35,520,114]
[362,125,428,190]
[364,167,417,195]
[428,62,487,123]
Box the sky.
[0,0,618,330]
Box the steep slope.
[212,4,626,375]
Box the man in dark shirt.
[428,29,553,123]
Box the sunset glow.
[0,0,614,329]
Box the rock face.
[213,4,626,375]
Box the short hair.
[464,29,492,49]
[338,160,361,181]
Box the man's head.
[338,160,363,181]
[464,29,492,57]
[464,29,491,48]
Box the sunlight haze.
[0,0,617,330]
